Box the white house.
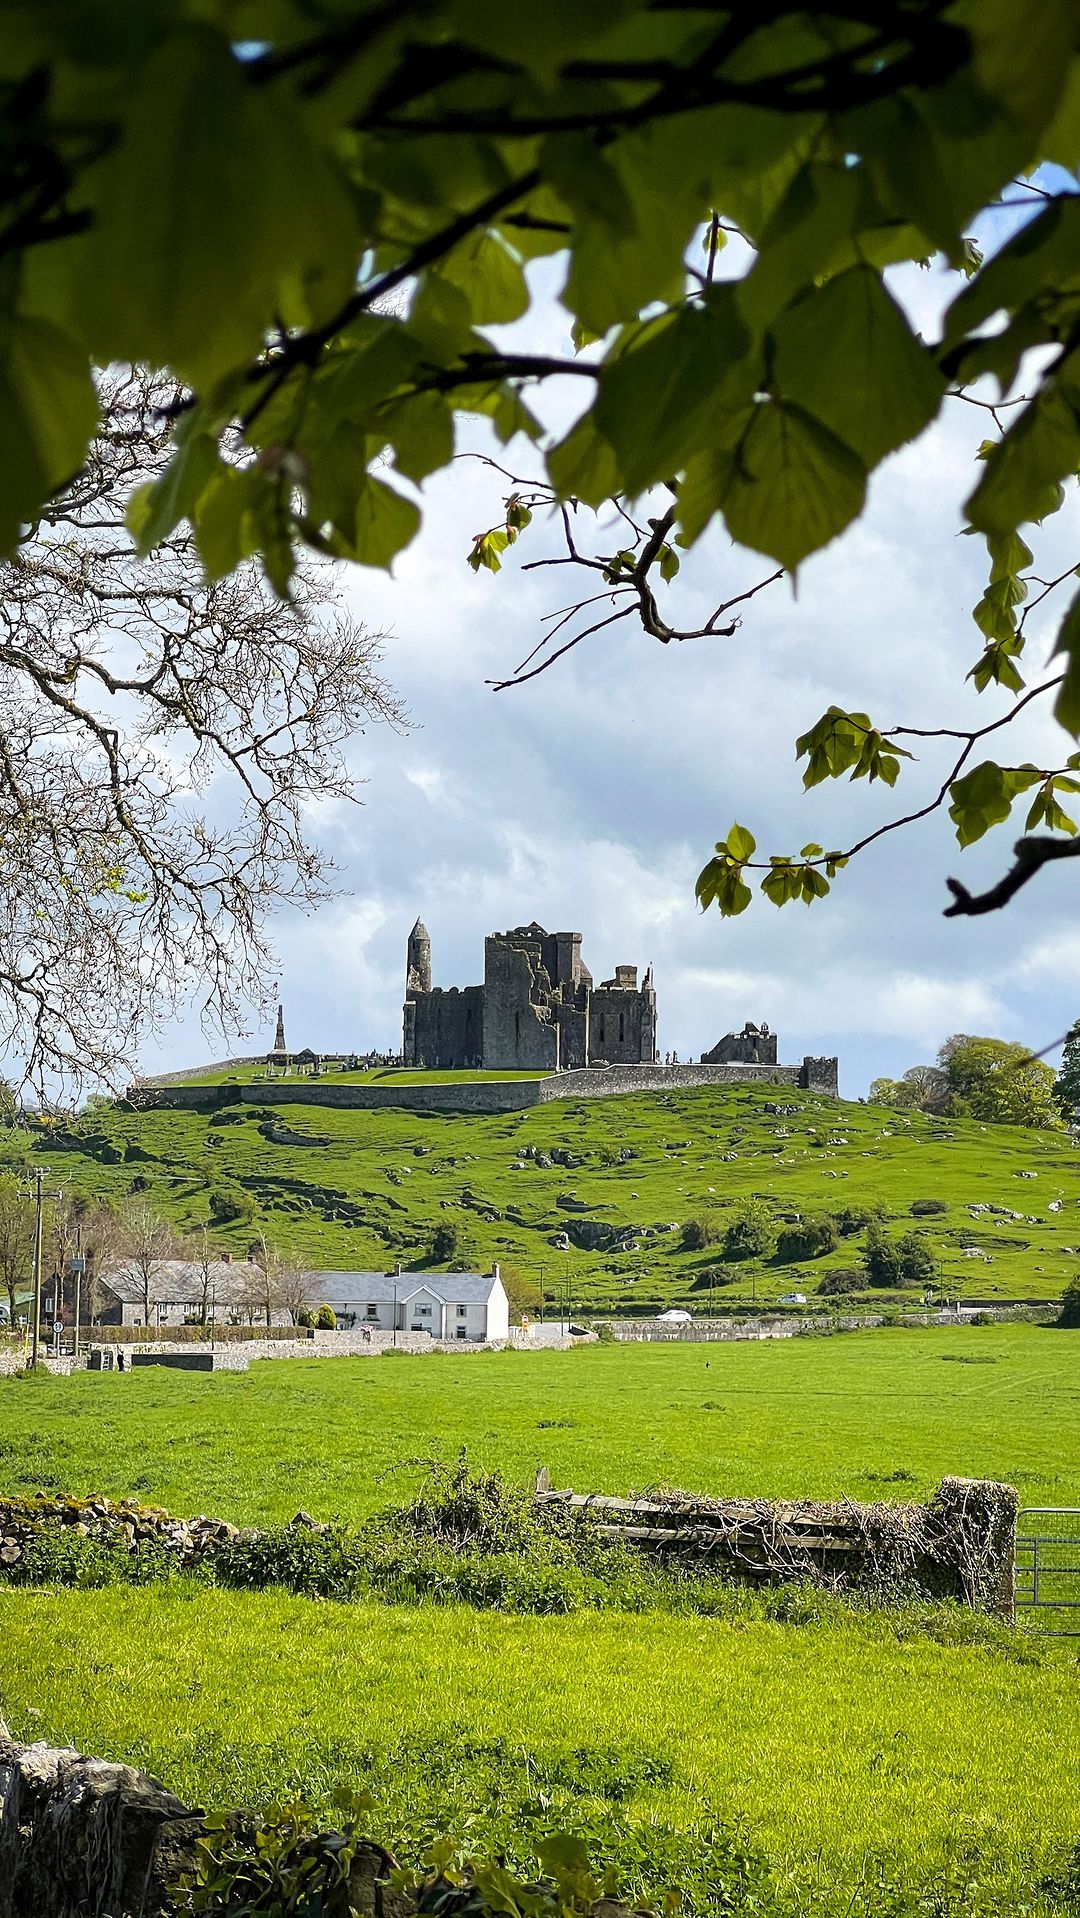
[313,1267,509,1342]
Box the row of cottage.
[98,1260,510,1343]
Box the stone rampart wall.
[133,1057,840,1114]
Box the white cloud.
[135,259,1080,1098]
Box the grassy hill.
[20,1082,1080,1312]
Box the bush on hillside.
[208,1184,256,1225]
[680,1218,718,1252]
[313,1304,336,1330]
[863,1222,937,1289]
[1057,1278,1080,1328]
[692,1264,738,1290]
[817,1268,863,1297]
[896,1232,937,1288]
[775,1216,838,1262]
[910,1199,948,1217]
[722,1199,773,1261]
[833,1205,883,1237]
[862,1219,902,1287]
[429,1222,459,1262]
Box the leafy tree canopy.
[1053,1022,1080,1122]
[5,2,1080,917]
[872,1033,1062,1129]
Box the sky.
[142,228,1080,1101]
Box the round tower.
[406,918,431,996]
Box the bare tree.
[0,1177,35,1328]
[116,1199,176,1327]
[1,367,406,1095]
[275,1258,317,1327]
[184,1225,223,1326]
[80,1204,124,1327]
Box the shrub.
[1057,1277,1080,1328]
[862,1219,902,1287]
[775,1215,838,1262]
[817,1268,863,1297]
[693,1264,738,1290]
[430,1221,459,1262]
[296,1306,312,1328]
[680,1218,717,1252]
[910,1198,948,1217]
[313,1304,336,1330]
[833,1205,883,1237]
[208,1184,256,1225]
[896,1231,936,1288]
[722,1199,773,1260]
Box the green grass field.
[6,1335,1080,1913]
[23,1083,1080,1310]
[1,1586,1074,1914]
[6,1330,1079,1522]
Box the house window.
[416,1304,432,1316]
[365,1304,378,1319]
[456,1327,468,1339]
[457,1306,467,1319]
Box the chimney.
[491,1262,500,1280]
[395,1263,402,1277]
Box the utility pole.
[29,1169,45,1370]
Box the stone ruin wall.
[406,982,484,1071]
[132,1056,840,1114]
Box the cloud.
[137,260,1080,1099]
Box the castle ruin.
[403,920,657,1072]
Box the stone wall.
[408,983,485,1070]
[134,1056,840,1114]
[482,937,560,1070]
[0,1734,637,1918]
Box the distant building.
[316,1267,509,1342]
[97,1259,509,1343]
[403,919,657,1071]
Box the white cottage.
[314,1267,509,1342]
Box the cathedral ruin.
[403,920,657,1072]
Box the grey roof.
[314,1270,501,1307]
[102,1260,262,1304]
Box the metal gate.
[1015,1508,1080,1632]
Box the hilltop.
[19,1082,1080,1315]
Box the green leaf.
[127,422,220,555]
[75,25,357,385]
[770,266,945,468]
[725,823,757,862]
[965,378,1080,538]
[684,400,866,571]
[1052,586,1080,735]
[595,288,755,494]
[340,477,420,570]
[437,235,528,325]
[546,409,621,508]
[560,129,701,334]
[381,393,455,485]
[0,312,97,552]
[193,465,260,581]
[948,760,1043,847]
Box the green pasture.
[23,1084,1080,1310]
[6,1330,1080,1523]
[1,1584,1075,1915]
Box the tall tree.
[1054,1024,1080,1124]
[0,1177,35,1328]
[940,1034,1062,1129]
[116,1199,176,1327]
[0,368,404,1093]
[3,6,1080,938]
